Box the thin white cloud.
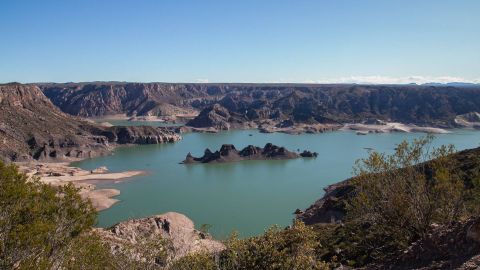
[305,76,479,85]
[195,78,209,83]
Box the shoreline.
[16,161,146,211]
[86,113,197,124]
[179,122,453,135]
[82,113,463,135]
[340,122,451,134]
[13,122,465,213]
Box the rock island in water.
[182,143,317,164]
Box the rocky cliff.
[40,83,480,128]
[0,83,181,162]
[40,82,219,117]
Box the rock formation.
[185,104,235,130]
[96,212,224,264]
[40,82,480,129]
[0,83,181,162]
[182,143,315,164]
[300,150,318,157]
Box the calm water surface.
[72,129,480,238]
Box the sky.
[0,0,479,84]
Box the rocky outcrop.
[300,150,318,157]
[186,104,233,130]
[296,180,354,224]
[96,212,224,264]
[0,83,181,162]
[185,103,249,130]
[183,143,315,164]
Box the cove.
[72,128,480,238]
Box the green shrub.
[0,161,111,269]
[219,220,328,270]
[348,136,467,234]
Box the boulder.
[96,212,225,263]
[300,150,318,158]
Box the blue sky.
[0,0,479,83]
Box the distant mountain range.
[422,82,479,87]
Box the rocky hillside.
[297,146,480,225]
[40,83,480,127]
[0,83,181,162]
[40,82,220,117]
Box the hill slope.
[0,83,181,162]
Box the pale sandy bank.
[341,122,451,134]
[16,162,144,211]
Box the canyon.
[3,82,480,268]
[39,82,480,132]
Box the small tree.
[347,135,466,245]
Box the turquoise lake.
[72,128,480,238]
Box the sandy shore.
[341,122,450,134]
[16,162,145,211]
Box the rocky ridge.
[182,143,316,164]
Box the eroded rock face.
[96,212,225,262]
[183,143,316,164]
[41,82,480,130]
[0,84,181,162]
[41,83,204,117]
[99,126,181,144]
[186,104,235,130]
